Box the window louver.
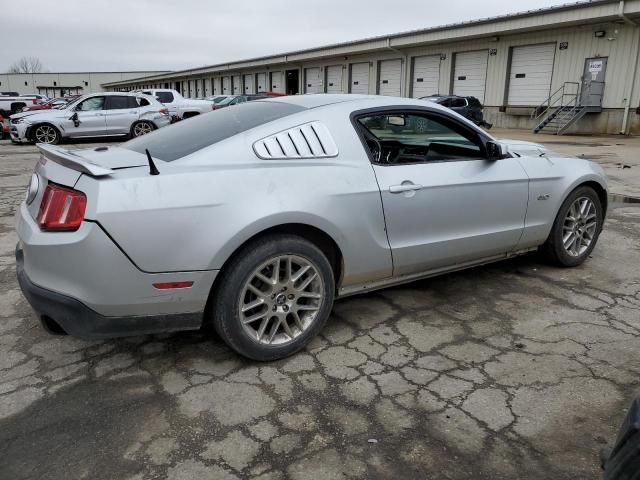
[253,121,338,159]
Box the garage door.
[378,59,402,96]
[453,50,489,101]
[412,55,440,98]
[244,74,255,94]
[213,78,221,95]
[232,75,241,94]
[507,43,556,106]
[305,67,323,93]
[256,73,267,93]
[325,65,343,93]
[270,71,284,93]
[350,63,369,94]
[222,76,231,94]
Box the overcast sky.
[1,0,570,73]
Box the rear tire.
[211,235,335,361]
[542,186,603,267]
[131,121,154,138]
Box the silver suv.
[10,92,171,144]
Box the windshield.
[218,96,238,106]
[124,101,305,162]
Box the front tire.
[542,186,603,267]
[211,235,335,361]
[32,124,60,145]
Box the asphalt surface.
[0,134,639,480]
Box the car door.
[64,96,107,137]
[355,109,529,276]
[104,95,140,135]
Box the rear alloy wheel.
[132,121,154,137]
[212,235,335,361]
[542,186,603,267]
[33,124,60,144]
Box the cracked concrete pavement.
[0,133,639,479]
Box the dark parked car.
[421,95,492,129]
[211,95,269,110]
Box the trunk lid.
[28,144,149,220]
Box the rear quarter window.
[124,101,305,162]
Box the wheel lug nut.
[287,294,295,300]
[272,305,277,311]
[283,305,289,312]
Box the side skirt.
[337,247,538,298]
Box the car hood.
[13,109,72,122]
[498,138,548,157]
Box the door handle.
[389,182,423,194]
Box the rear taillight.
[32,99,38,104]
[159,107,169,115]
[37,184,87,232]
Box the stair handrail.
[531,81,580,121]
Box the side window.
[137,97,151,107]
[77,97,105,111]
[105,96,137,110]
[156,91,174,103]
[450,97,467,108]
[357,112,483,164]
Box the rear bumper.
[16,246,203,338]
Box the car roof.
[258,94,453,114]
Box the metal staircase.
[532,81,603,135]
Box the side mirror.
[69,112,80,127]
[486,141,505,161]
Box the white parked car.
[0,94,48,115]
[10,92,170,144]
[136,89,214,121]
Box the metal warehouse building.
[0,71,169,97]
[104,0,640,135]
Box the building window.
[84,81,88,86]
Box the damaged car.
[10,92,170,144]
[16,95,607,361]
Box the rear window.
[124,101,305,162]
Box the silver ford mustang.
[15,95,607,360]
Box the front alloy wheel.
[543,186,603,267]
[562,197,598,257]
[212,235,335,361]
[33,124,60,144]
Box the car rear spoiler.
[37,144,113,177]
